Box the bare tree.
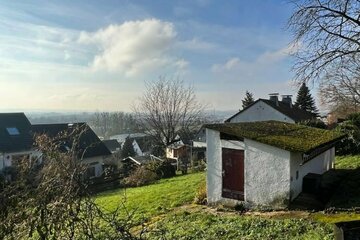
[319,56,360,109]
[92,111,111,138]
[91,112,140,138]
[288,0,360,82]
[133,77,204,155]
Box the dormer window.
[6,127,20,135]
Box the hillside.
[95,172,334,239]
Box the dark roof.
[225,99,316,123]
[32,123,111,158]
[102,139,121,152]
[110,133,152,153]
[132,136,152,153]
[205,121,344,153]
[0,113,33,152]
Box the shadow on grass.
[290,169,355,211]
[326,167,360,209]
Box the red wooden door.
[222,148,244,200]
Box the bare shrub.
[124,166,159,187]
[0,130,158,239]
[193,181,207,205]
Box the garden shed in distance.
[205,121,344,208]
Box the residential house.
[165,134,188,159]
[32,123,111,178]
[192,127,207,162]
[225,94,315,123]
[110,133,151,156]
[205,121,343,208]
[0,113,40,174]
[194,94,315,166]
[103,139,121,153]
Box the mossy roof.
[205,121,345,153]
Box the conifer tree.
[294,82,319,116]
[121,137,136,157]
[242,91,255,109]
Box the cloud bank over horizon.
[0,0,307,112]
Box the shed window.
[6,127,19,135]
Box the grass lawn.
[147,210,333,240]
[335,155,360,169]
[95,172,205,222]
[326,155,360,209]
[95,171,335,239]
[92,155,360,239]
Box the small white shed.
[205,121,343,208]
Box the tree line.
[90,112,141,138]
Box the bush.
[335,121,360,155]
[147,160,176,179]
[191,159,206,172]
[347,112,360,127]
[123,166,158,187]
[193,181,207,205]
[298,119,327,129]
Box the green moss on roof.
[205,121,345,153]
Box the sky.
[0,0,306,112]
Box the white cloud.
[210,59,237,73]
[211,57,242,72]
[174,59,189,69]
[211,44,297,73]
[64,51,71,60]
[177,37,217,52]
[257,43,299,63]
[79,18,183,76]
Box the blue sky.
[0,0,304,112]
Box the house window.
[6,127,20,135]
[296,170,299,180]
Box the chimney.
[281,95,293,108]
[269,93,279,106]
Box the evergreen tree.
[242,91,255,109]
[121,137,136,158]
[294,82,319,116]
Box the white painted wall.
[206,129,246,204]
[206,127,335,207]
[82,156,105,177]
[165,147,174,159]
[206,129,223,203]
[0,150,40,171]
[207,128,291,207]
[244,139,291,207]
[290,147,335,200]
[132,139,143,156]
[229,100,295,123]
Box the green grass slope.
[95,172,205,222]
[148,211,333,240]
[95,171,335,239]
